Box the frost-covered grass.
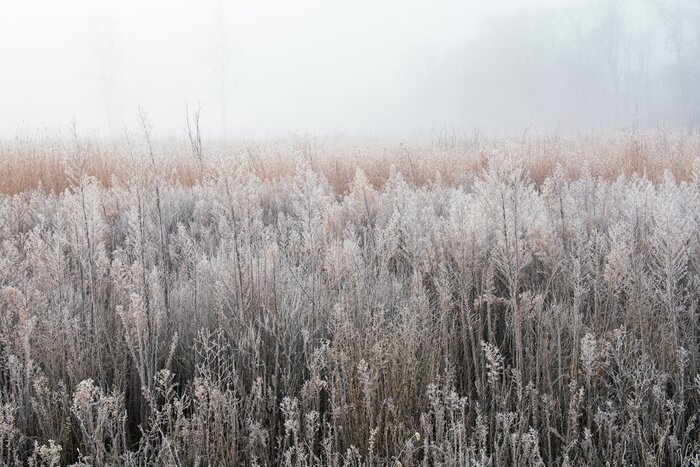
[0,132,699,465]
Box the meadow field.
[0,131,699,465]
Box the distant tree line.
[407,0,700,132]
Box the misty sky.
[1,0,697,138]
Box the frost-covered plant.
[0,137,698,465]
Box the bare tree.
[91,16,122,134]
[657,0,690,123]
[208,2,235,144]
[598,0,626,124]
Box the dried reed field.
[1,131,699,465]
[2,131,699,196]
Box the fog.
[1,0,698,139]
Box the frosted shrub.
[29,439,62,467]
[0,401,20,465]
[0,139,698,465]
[481,341,504,388]
[71,380,127,466]
[580,332,598,384]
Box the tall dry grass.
[0,131,699,465]
[1,130,699,195]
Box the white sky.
[0,0,604,138]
